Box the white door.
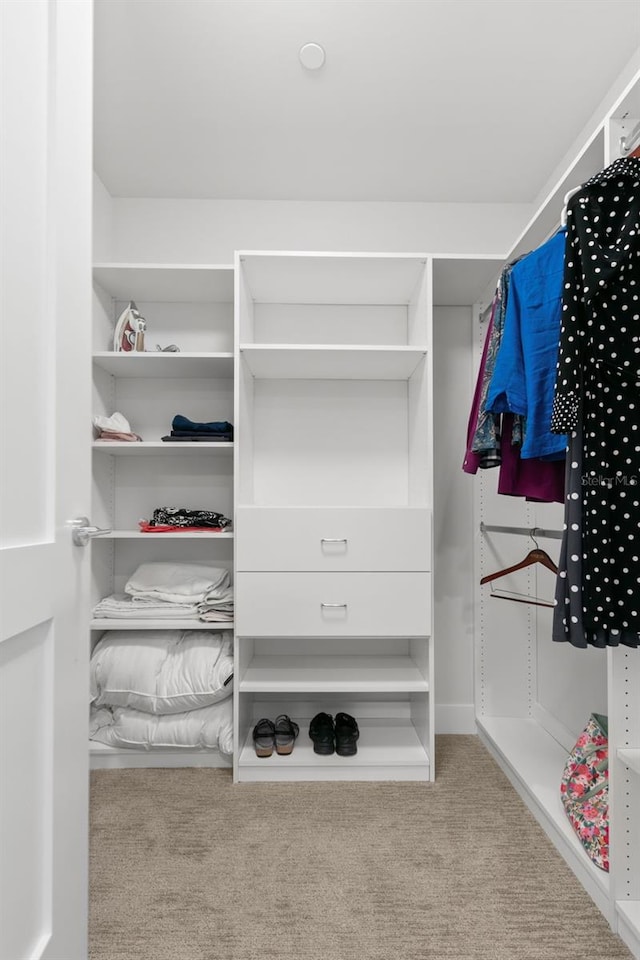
[0,2,92,958]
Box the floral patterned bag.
[560,713,609,871]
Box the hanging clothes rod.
[620,120,640,156]
[480,522,563,540]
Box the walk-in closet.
[2,2,640,958]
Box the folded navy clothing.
[172,415,234,438]
[171,430,232,438]
[161,435,231,442]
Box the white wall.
[107,197,531,263]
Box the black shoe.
[335,712,359,756]
[309,712,335,755]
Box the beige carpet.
[90,735,632,960]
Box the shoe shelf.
[238,655,429,693]
[91,619,234,631]
[237,717,430,782]
[477,716,610,910]
[93,352,234,379]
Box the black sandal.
[274,715,299,755]
[252,718,275,757]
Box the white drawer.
[235,507,431,572]
[236,572,431,637]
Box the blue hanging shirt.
[486,228,568,459]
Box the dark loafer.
[335,712,359,756]
[309,712,335,755]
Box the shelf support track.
[480,522,563,541]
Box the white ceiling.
[94,0,640,203]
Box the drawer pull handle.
[321,602,347,609]
[321,538,348,544]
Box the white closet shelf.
[92,351,234,378]
[478,717,610,905]
[238,252,427,305]
[431,255,504,307]
[237,717,430,782]
[618,748,640,775]
[239,344,427,380]
[92,441,233,455]
[95,530,234,539]
[92,263,234,302]
[239,655,429,693]
[91,619,234,630]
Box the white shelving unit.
[233,252,434,783]
[90,263,235,770]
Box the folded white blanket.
[90,630,233,713]
[93,594,200,619]
[90,698,233,754]
[125,561,230,605]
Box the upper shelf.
[431,256,504,307]
[239,344,427,380]
[93,263,234,303]
[92,442,233,455]
[93,351,234,378]
[238,252,428,305]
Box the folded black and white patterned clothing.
[148,507,232,529]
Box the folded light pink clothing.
[97,430,142,442]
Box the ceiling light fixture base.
[299,42,325,70]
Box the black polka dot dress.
[551,157,640,648]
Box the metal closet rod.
[480,522,563,540]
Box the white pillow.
[90,630,233,714]
[90,698,233,755]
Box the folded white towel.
[125,562,230,605]
[93,593,199,619]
